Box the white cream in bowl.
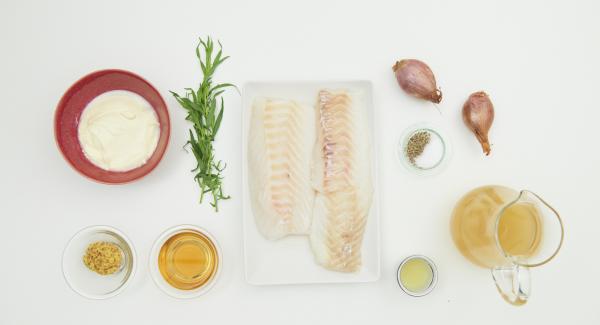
[78,90,160,172]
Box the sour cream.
[78,90,160,172]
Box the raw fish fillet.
[248,98,316,240]
[310,89,373,272]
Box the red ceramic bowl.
[54,69,170,184]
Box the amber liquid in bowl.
[158,231,219,290]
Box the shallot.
[462,91,494,156]
[392,59,442,103]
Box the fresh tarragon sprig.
[171,37,235,212]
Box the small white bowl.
[62,225,137,299]
[397,123,452,176]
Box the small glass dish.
[397,255,438,297]
[62,225,136,299]
[397,124,451,176]
[149,225,222,299]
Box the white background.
[1,0,598,324]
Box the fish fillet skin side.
[310,89,373,272]
[248,97,316,240]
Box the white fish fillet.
[248,97,316,240]
[310,89,373,272]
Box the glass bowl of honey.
[149,225,222,298]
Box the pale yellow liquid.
[498,202,543,257]
[450,186,543,268]
[158,231,219,290]
[399,258,434,294]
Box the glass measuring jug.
[450,185,564,305]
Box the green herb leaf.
[171,36,233,212]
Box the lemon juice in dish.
[397,255,437,296]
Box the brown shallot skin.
[392,59,442,103]
[462,91,494,155]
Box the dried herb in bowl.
[401,127,447,172]
[405,131,431,166]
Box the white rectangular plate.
[242,81,380,285]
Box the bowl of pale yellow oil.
[397,255,437,297]
[150,225,221,298]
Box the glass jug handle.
[491,264,530,306]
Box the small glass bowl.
[149,225,222,299]
[62,225,136,299]
[397,124,451,176]
[396,255,438,297]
